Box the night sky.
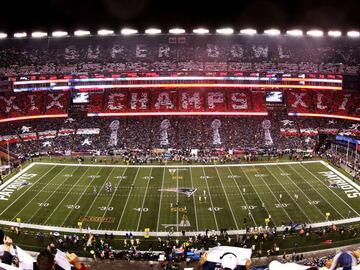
[0,0,359,34]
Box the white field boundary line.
[202,166,219,231]
[1,216,360,237]
[136,168,153,231]
[215,167,239,230]
[320,160,360,192]
[225,166,257,226]
[288,165,346,219]
[263,166,313,223]
[299,163,360,217]
[30,160,322,168]
[189,167,199,231]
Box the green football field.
[0,160,360,236]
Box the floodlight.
[347,31,360,38]
[169,28,186,34]
[240,29,257,35]
[52,31,68,37]
[14,32,27,38]
[145,28,161,35]
[0,33,7,39]
[121,28,138,35]
[74,30,91,36]
[328,30,342,37]
[216,28,234,35]
[97,29,114,36]
[31,31,48,38]
[193,28,209,34]
[306,30,323,37]
[264,29,281,36]
[286,29,303,36]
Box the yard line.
[201,166,219,231]
[83,167,115,218]
[288,165,345,219]
[156,167,166,231]
[9,166,67,221]
[299,163,360,216]
[96,167,128,230]
[263,166,313,223]
[189,167,199,231]
[226,166,257,226]
[136,168,153,231]
[27,166,79,222]
[214,166,239,230]
[43,167,92,224]
[276,165,324,217]
[116,168,141,230]
[236,166,273,224]
[250,166,293,223]
[60,167,103,226]
[0,165,57,216]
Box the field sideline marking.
[30,160,322,168]
[215,166,239,230]
[299,163,360,217]
[289,165,345,219]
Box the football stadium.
[0,14,360,270]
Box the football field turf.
[0,160,360,236]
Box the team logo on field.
[158,188,197,197]
[17,181,31,190]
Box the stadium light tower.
[0,33,7,39]
[52,31,68,37]
[74,30,91,37]
[169,28,186,34]
[31,31,48,38]
[216,28,234,35]
[14,32,27,38]
[347,31,360,38]
[193,28,209,34]
[145,28,162,35]
[286,29,303,36]
[240,28,257,35]
[306,30,323,37]
[121,28,138,35]
[328,30,342,37]
[264,29,281,36]
[97,29,114,36]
